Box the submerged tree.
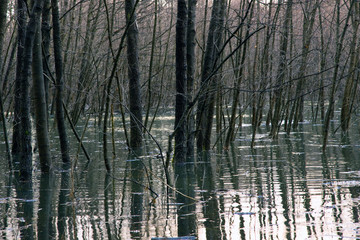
[52,0,70,163]
[33,9,51,172]
[196,0,226,151]
[174,0,188,162]
[0,0,11,164]
[14,0,46,180]
[126,0,143,149]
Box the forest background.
[0,0,359,177]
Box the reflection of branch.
[108,173,159,200]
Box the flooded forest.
[1,0,360,239]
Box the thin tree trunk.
[41,0,51,116]
[52,0,70,163]
[270,0,293,139]
[224,1,254,149]
[323,0,354,151]
[340,2,359,131]
[144,0,158,131]
[289,1,317,130]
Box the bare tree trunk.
[340,2,360,131]
[270,0,293,139]
[196,0,226,151]
[33,15,51,172]
[41,0,51,116]
[174,0,188,162]
[224,1,254,149]
[126,0,143,148]
[186,0,196,158]
[17,0,45,180]
[323,0,354,151]
[12,0,27,162]
[144,0,158,131]
[0,0,11,166]
[52,0,70,163]
[288,0,317,130]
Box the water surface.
[0,113,360,239]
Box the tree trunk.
[270,0,293,139]
[323,0,354,151]
[12,0,27,162]
[52,0,70,163]
[340,2,359,131]
[196,0,226,151]
[186,0,197,158]
[32,16,51,172]
[0,0,11,165]
[16,0,45,180]
[175,0,188,162]
[125,0,143,148]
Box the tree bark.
[270,0,293,139]
[175,0,188,162]
[12,0,27,162]
[196,0,226,151]
[33,16,51,172]
[125,0,143,148]
[0,0,11,165]
[16,0,45,180]
[186,0,196,158]
[52,0,70,163]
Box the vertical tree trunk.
[52,0,70,163]
[0,0,11,165]
[270,0,293,139]
[340,2,359,131]
[12,0,27,162]
[186,0,196,158]
[175,0,188,162]
[196,0,226,151]
[41,0,51,116]
[323,0,354,151]
[125,0,143,148]
[144,0,158,131]
[224,1,254,149]
[33,15,51,172]
[288,1,317,130]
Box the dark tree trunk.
[33,16,51,172]
[41,0,51,115]
[125,0,143,149]
[52,0,70,163]
[186,0,197,158]
[12,0,27,162]
[196,0,226,151]
[0,0,11,165]
[270,0,293,139]
[16,0,46,180]
[175,0,188,162]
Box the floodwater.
[1,110,360,239]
